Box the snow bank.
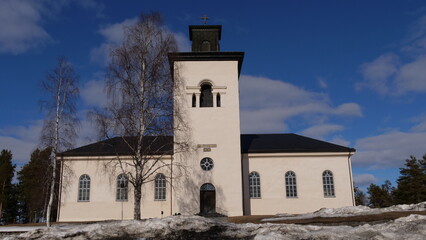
[1,214,426,240]
[263,201,426,222]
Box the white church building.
[57,24,355,221]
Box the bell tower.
[169,23,244,216]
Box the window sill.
[324,196,336,198]
[116,200,128,202]
[77,200,90,202]
[154,199,167,201]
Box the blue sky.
[1,0,426,191]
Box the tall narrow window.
[285,171,297,198]
[249,171,261,198]
[200,83,213,107]
[78,174,90,201]
[192,94,196,107]
[116,174,128,201]
[216,93,221,107]
[155,173,166,200]
[323,170,335,197]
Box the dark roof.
[61,136,173,157]
[61,134,355,157]
[241,134,355,154]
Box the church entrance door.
[200,183,216,215]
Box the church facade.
[57,25,355,221]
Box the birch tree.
[40,57,79,226]
[91,13,189,220]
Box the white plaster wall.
[58,157,172,221]
[173,60,244,217]
[243,153,354,215]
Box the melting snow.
[1,202,425,240]
[262,201,426,222]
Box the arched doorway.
[200,183,216,215]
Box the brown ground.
[228,211,426,226]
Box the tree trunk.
[46,157,57,226]
[134,184,142,220]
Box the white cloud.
[352,131,426,169]
[300,124,344,139]
[357,53,399,95]
[0,121,43,164]
[333,103,363,117]
[91,18,191,65]
[354,174,378,187]
[0,0,105,54]
[80,79,107,108]
[358,15,426,95]
[394,56,426,93]
[90,18,138,64]
[329,136,351,147]
[0,0,50,54]
[239,75,362,134]
[173,31,191,52]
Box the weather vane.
[200,15,209,25]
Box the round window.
[200,157,214,171]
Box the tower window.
[200,83,213,107]
[201,40,211,51]
[216,93,221,107]
[192,94,196,107]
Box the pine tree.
[354,186,367,206]
[367,180,394,208]
[394,155,426,204]
[0,149,15,222]
[18,148,57,223]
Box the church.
[57,24,355,221]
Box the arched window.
[216,93,221,107]
[116,174,128,201]
[155,173,166,200]
[200,83,213,107]
[192,94,196,107]
[285,171,297,198]
[249,171,261,198]
[201,40,211,51]
[322,170,335,197]
[78,174,90,201]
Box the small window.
[116,174,128,201]
[78,174,90,201]
[249,171,261,198]
[216,93,221,107]
[155,173,166,200]
[200,157,214,171]
[192,94,196,107]
[285,171,297,198]
[200,83,213,107]
[323,170,335,197]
